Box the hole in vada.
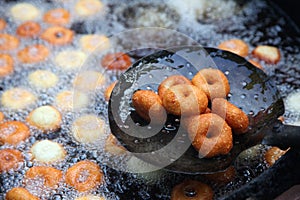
[184,186,197,197]
[55,32,64,38]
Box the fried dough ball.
[132,90,167,124]
[0,121,30,146]
[252,45,281,64]
[0,53,14,77]
[41,26,74,45]
[218,39,249,57]
[192,68,230,100]
[27,106,62,132]
[171,180,213,200]
[31,140,66,163]
[0,34,19,51]
[162,84,208,116]
[104,81,117,101]
[10,3,40,22]
[264,146,288,166]
[73,70,106,92]
[80,34,110,52]
[1,88,36,110]
[101,52,132,70]
[158,75,192,99]
[104,133,128,156]
[185,113,233,158]
[55,50,87,71]
[16,21,41,38]
[55,90,89,111]
[43,8,71,26]
[0,19,6,31]
[76,196,106,200]
[65,160,104,192]
[75,0,104,17]
[212,98,249,134]
[17,44,49,64]
[203,166,236,185]
[28,70,58,89]
[0,111,4,121]
[25,166,63,188]
[72,114,107,144]
[5,187,40,200]
[0,149,23,173]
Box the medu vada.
[171,180,214,200]
[192,68,230,100]
[158,75,192,99]
[41,26,74,45]
[25,166,63,188]
[212,98,249,134]
[132,90,167,124]
[218,39,249,57]
[162,84,208,116]
[185,113,233,158]
[0,149,23,173]
[16,21,41,38]
[65,160,104,192]
[0,121,31,146]
[5,187,40,200]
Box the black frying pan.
[109,46,300,174]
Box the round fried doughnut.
[158,75,192,99]
[55,90,89,112]
[80,34,110,52]
[28,70,58,89]
[264,146,288,166]
[192,68,230,100]
[162,84,208,116]
[72,114,106,143]
[10,3,40,22]
[171,180,214,200]
[17,44,49,64]
[212,98,249,134]
[101,52,132,70]
[104,134,128,156]
[0,149,23,173]
[76,195,106,200]
[5,187,39,200]
[0,53,14,77]
[0,19,6,31]
[203,166,236,185]
[44,8,70,26]
[16,21,41,38]
[218,39,249,57]
[75,0,104,17]
[0,34,19,51]
[31,140,66,163]
[0,112,4,121]
[0,121,30,146]
[1,88,36,110]
[25,166,63,188]
[65,160,104,192]
[185,113,232,158]
[41,26,74,45]
[73,70,106,92]
[55,50,87,71]
[132,90,167,123]
[104,81,117,101]
[27,106,62,132]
